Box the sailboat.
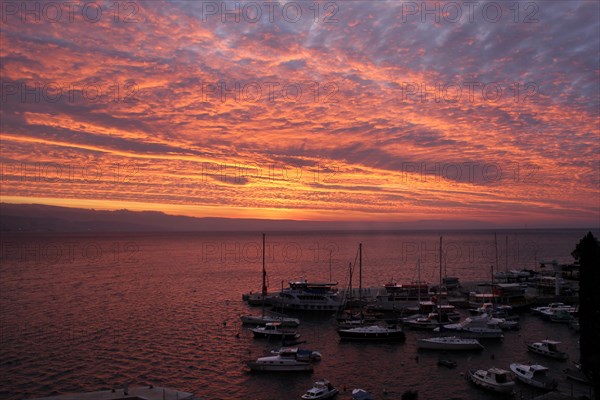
[404,259,445,330]
[338,244,373,326]
[241,234,300,327]
[338,243,406,342]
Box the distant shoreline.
[1,203,597,232]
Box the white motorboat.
[247,349,313,372]
[271,347,321,362]
[273,278,343,312]
[405,313,447,330]
[488,316,520,331]
[509,363,557,390]
[240,314,300,327]
[532,303,576,319]
[351,389,373,400]
[527,340,568,360]
[301,379,339,399]
[438,315,504,340]
[417,336,483,351]
[338,324,406,342]
[467,367,515,394]
[548,309,575,323]
[251,322,300,339]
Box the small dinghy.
[510,363,557,390]
[351,388,374,400]
[467,367,515,394]
[437,358,457,368]
[301,379,338,399]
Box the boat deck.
[26,386,195,400]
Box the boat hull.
[351,389,374,400]
[272,302,342,313]
[241,315,300,327]
[338,330,406,342]
[564,368,592,384]
[527,344,568,360]
[252,331,300,339]
[247,361,313,372]
[406,321,441,330]
[301,389,338,399]
[441,328,504,340]
[514,374,557,390]
[418,339,483,351]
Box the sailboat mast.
[359,243,363,302]
[261,233,266,318]
[438,237,443,323]
[349,262,353,298]
[494,232,499,273]
[262,233,267,295]
[329,249,332,282]
[417,258,421,303]
[505,236,508,272]
[439,236,442,289]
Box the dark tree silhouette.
[571,231,600,394]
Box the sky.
[0,0,599,227]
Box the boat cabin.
[263,322,281,331]
[288,280,338,293]
[489,368,511,383]
[542,340,561,352]
[384,281,429,299]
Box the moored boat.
[509,363,557,390]
[417,336,483,351]
[274,278,343,312]
[247,351,313,372]
[240,314,300,327]
[437,315,504,340]
[243,292,278,306]
[271,347,321,362]
[564,367,592,384]
[338,324,405,342]
[301,379,338,399]
[438,358,458,368]
[437,358,457,368]
[532,303,577,320]
[467,367,515,394]
[548,309,575,323]
[351,389,373,400]
[527,340,568,360]
[405,313,444,330]
[251,322,300,339]
[242,234,300,326]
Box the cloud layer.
[1,0,599,226]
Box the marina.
[2,230,596,400]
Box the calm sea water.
[0,230,596,400]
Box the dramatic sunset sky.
[1,0,599,227]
